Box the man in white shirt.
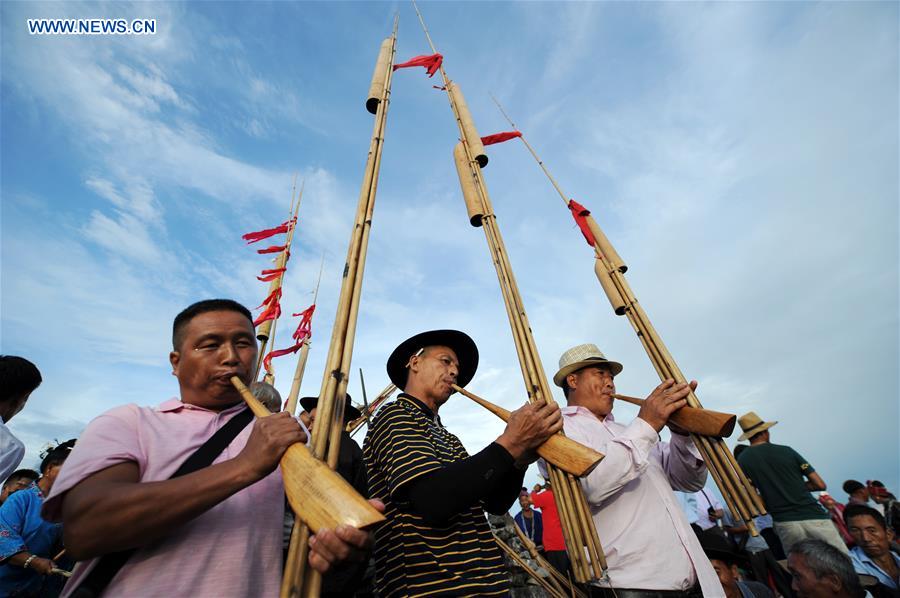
[0,356,42,481]
[552,344,724,597]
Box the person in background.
[0,356,42,482]
[845,480,884,516]
[250,381,283,413]
[820,492,855,547]
[868,481,900,539]
[735,412,847,554]
[787,539,866,598]
[700,532,774,598]
[0,470,40,506]
[531,482,569,576]
[514,487,543,551]
[694,487,727,539]
[844,504,899,597]
[0,440,74,596]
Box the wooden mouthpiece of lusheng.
[594,259,627,315]
[231,377,385,531]
[452,385,604,477]
[586,217,627,273]
[613,393,737,438]
[453,142,484,226]
[448,82,487,168]
[366,38,392,115]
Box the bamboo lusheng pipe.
[346,382,396,436]
[231,377,384,531]
[284,20,398,598]
[612,394,737,438]
[494,535,567,598]
[412,1,607,582]
[487,98,767,532]
[451,384,604,477]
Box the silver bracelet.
[23,554,37,569]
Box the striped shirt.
[363,394,509,597]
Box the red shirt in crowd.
[531,488,566,551]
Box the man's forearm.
[63,458,260,560]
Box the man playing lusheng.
[43,299,376,597]
[734,411,847,555]
[364,329,562,597]
[550,343,722,597]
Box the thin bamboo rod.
[412,1,607,581]
[492,97,766,531]
[284,19,398,598]
[495,535,567,598]
[346,382,396,436]
[285,255,325,415]
[513,523,588,598]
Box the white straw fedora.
[552,344,623,387]
[737,411,778,442]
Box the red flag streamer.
[393,53,443,77]
[242,217,296,244]
[257,244,287,254]
[262,304,316,373]
[568,199,596,247]
[254,288,282,327]
[481,131,522,146]
[257,267,287,282]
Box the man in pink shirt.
[552,344,723,598]
[43,299,377,597]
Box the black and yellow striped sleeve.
[367,404,443,499]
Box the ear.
[566,371,579,390]
[170,350,181,376]
[824,573,842,593]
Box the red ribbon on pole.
[481,131,522,146]
[393,53,443,78]
[257,244,287,254]
[568,199,596,247]
[257,268,287,282]
[253,288,282,327]
[262,304,316,372]
[242,217,296,244]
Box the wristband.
[23,554,37,569]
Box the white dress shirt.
[556,406,724,596]
[0,420,26,482]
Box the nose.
[221,342,240,365]
[448,362,459,380]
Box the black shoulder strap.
[69,408,254,598]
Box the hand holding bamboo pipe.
[613,393,736,438]
[451,384,604,477]
[231,377,384,531]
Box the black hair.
[842,479,865,495]
[172,299,254,350]
[39,438,76,474]
[843,503,887,530]
[562,380,572,399]
[3,469,39,487]
[733,444,747,459]
[0,356,42,405]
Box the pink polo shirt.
[43,399,283,597]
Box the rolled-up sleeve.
[658,432,707,492]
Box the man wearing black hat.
[700,533,775,598]
[364,329,562,598]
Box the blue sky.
[2,2,897,504]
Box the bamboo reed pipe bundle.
[346,382,396,436]
[613,394,737,438]
[489,97,767,532]
[412,2,607,582]
[452,384,604,477]
[231,377,383,531]
[282,20,398,598]
[494,535,567,598]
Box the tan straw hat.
[552,343,623,387]
[737,411,778,441]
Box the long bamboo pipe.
[231,377,384,531]
[451,385,604,477]
[612,394,736,438]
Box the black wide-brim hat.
[699,529,747,566]
[386,329,479,391]
[298,393,361,422]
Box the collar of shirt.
[157,398,248,414]
[851,546,900,588]
[398,393,443,425]
[561,405,616,423]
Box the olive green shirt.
[737,442,829,522]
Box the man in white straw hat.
[549,343,721,598]
[735,411,848,555]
